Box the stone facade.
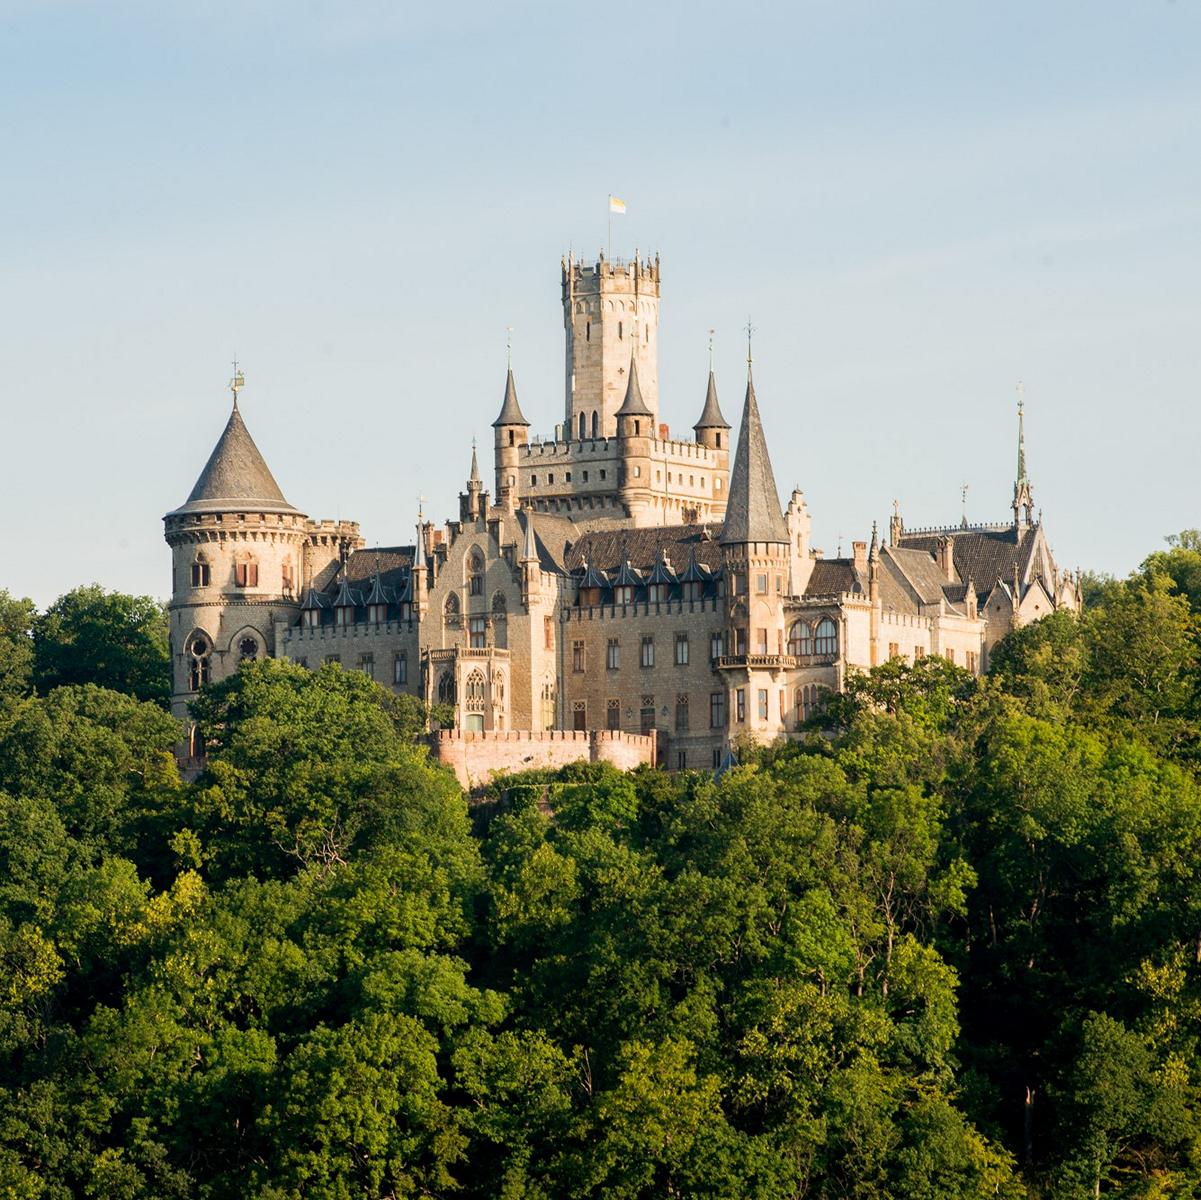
[164,238,1081,767]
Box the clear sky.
[3,1,1199,607]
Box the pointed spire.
[493,367,529,428]
[1016,383,1028,486]
[720,363,789,544]
[1013,382,1034,529]
[694,369,729,431]
[869,520,879,560]
[521,512,538,563]
[469,438,481,485]
[615,350,653,417]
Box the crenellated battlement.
[561,253,661,291]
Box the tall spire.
[615,350,653,417]
[469,438,481,485]
[1013,382,1034,530]
[493,366,529,428]
[720,357,788,544]
[694,335,729,434]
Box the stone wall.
[430,728,656,790]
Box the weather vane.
[417,492,426,523]
[506,326,513,369]
[708,329,715,371]
[745,318,755,365]
[1016,380,1025,415]
[229,356,245,407]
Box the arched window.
[579,412,586,440]
[468,551,484,596]
[493,673,505,707]
[591,410,599,438]
[444,592,460,619]
[814,618,838,656]
[618,321,623,340]
[188,634,211,691]
[465,669,486,711]
[238,637,258,662]
[795,687,804,722]
[437,672,456,704]
[787,621,813,656]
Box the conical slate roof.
[720,371,788,544]
[172,404,299,516]
[615,355,653,417]
[694,371,729,430]
[492,368,529,427]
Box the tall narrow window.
[468,550,484,597]
[640,636,655,668]
[607,698,620,730]
[710,692,725,728]
[573,701,587,731]
[469,616,487,649]
[394,653,407,684]
[675,694,689,732]
[758,689,769,720]
[735,688,746,723]
[674,633,689,666]
[814,618,837,656]
[710,632,725,661]
[579,412,586,440]
[591,410,599,438]
[573,641,585,673]
[607,638,620,670]
[191,559,211,587]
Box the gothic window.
[465,670,486,711]
[437,672,456,705]
[444,592,460,620]
[468,551,484,596]
[675,694,689,732]
[469,616,487,649]
[607,698,620,730]
[394,653,407,684]
[579,412,586,440]
[491,591,506,616]
[188,635,211,691]
[591,410,599,438]
[794,687,804,723]
[238,637,258,662]
[573,701,587,732]
[190,556,211,587]
[640,698,655,734]
[492,673,505,707]
[814,618,838,656]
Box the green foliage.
[0,590,36,699]
[6,544,1201,1195]
[32,585,171,706]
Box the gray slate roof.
[694,371,729,430]
[172,404,299,516]
[566,525,725,575]
[896,526,1038,594]
[493,368,529,427]
[720,373,789,544]
[615,356,653,417]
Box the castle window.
[491,591,507,615]
[888,642,900,659]
[674,633,689,666]
[468,550,484,596]
[238,637,258,662]
[710,691,725,727]
[583,471,589,482]
[394,653,407,685]
[756,628,769,655]
[591,411,599,438]
[191,559,211,587]
[640,636,655,668]
[675,693,689,732]
[281,561,295,593]
[607,698,620,730]
[469,616,487,649]
[946,648,956,664]
[710,632,724,660]
[716,433,722,449]
[565,472,571,482]
[573,701,587,732]
[493,674,505,707]
[188,634,211,691]
[966,650,978,674]
[508,430,515,445]
[794,687,804,724]
[788,621,812,656]
[547,473,554,484]
[600,470,606,480]
[465,669,486,711]
[234,560,259,587]
[735,688,746,722]
[579,413,586,440]
[444,592,460,620]
[758,689,769,721]
[715,476,722,490]
[683,581,701,601]
[633,423,640,437]
[618,321,623,339]
[756,574,767,594]
[586,321,591,342]
[358,653,374,678]
[544,615,554,650]
[531,475,537,486]
[607,638,620,670]
[814,618,838,656]
[325,654,341,665]
[572,641,585,673]
[640,698,655,734]
[437,671,455,704]
[649,583,669,603]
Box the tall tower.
[492,364,529,510]
[163,372,307,744]
[562,252,660,441]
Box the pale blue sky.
[3,1,1199,606]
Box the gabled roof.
[694,371,729,430]
[720,372,788,544]
[566,525,725,576]
[172,403,299,516]
[896,525,1042,594]
[615,355,653,417]
[803,559,865,597]
[492,368,529,427]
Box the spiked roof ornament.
[720,362,788,545]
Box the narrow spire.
[720,358,789,545]
[413,496,426,570]
[1016,382,1028,485]
[1012,382,1034,530]
[869,520,879,559]
[521,512,538,563]
[469,438,481,485]
[694,364,729,431]
[493,363,529,428]
[615,349,652,417]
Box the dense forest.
[3,537,1201,1198]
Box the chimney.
[936,536,956,582]
[852,540,868,572]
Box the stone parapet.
[430,728,656,790]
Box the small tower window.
[586,321,591,342]
[508,430,515,446]
[618,321,623,340]
[716,433,722,449]
[579,412,586,440]
[188,635,211,691]
[191,557,211,587]
[234,557,259,587]
[591,410,599,438]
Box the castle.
[164,246,1080,774]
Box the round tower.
[163,378,307,747]
[562,252,660,441]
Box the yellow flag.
[609,195,626,214]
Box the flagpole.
[607,194,611,261]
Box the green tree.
[32,586,170,706]
[0,591,35,699]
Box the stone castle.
[164,245,1080,777]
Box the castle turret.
[718,359,790,743]
[163,377,308,741]
[615,353,655,523]
[562,251,660,440]
[693,368,730,452]
[785,488,813,596]
[492,366,529,511]
[460,441,486,522]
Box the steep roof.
[896,526,1043,594]
[803,558,865,597]
[172,403,299,516]
[615,355,653,417]
[492,368,529,427]
[720,372,788,544]
[694,371,730,430]
[566,525,725,575]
